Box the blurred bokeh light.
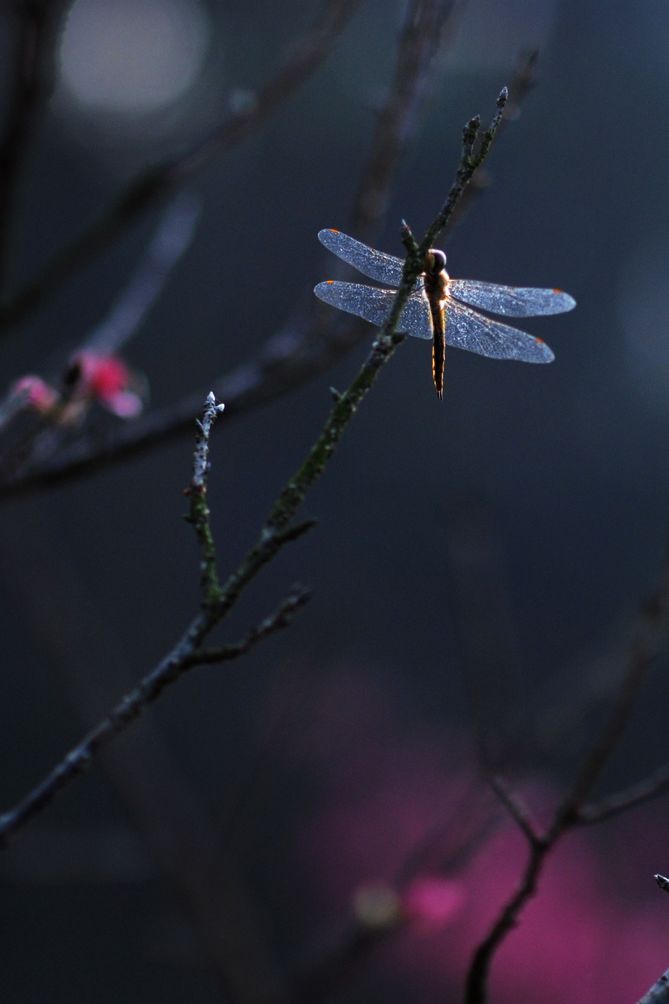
[58,0,210,116]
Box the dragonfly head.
[425,249,447,276]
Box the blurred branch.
[488,775,540,845]
[84,191,201,355]
[0,192,200,483]
[351,0,462,239]
[554,555,669,828]
[0,0,465,498]
[0,89,509,846]
[0,0,361,333]
[464,547,669,1004]
[0,393,309,847]
[0,1,68,288]
[0,516,285,1000]
[577,762,669,824]
[638,969,669,1004]
[287,782,499,1004]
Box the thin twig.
[0,90,509,846]
[638,969,669,1004]
[465,841,547,1004]
[0,0,463,498]
[84,191,201,355]
[445,49,538,233]
[489,775,541,846]
[351,0,462,238]
[419,87,507,258]
[186,586,312,666]
[576,762,669,824]
[0,0,361,333]
[464,549,669,1004]
[0,194,200,454]
[0,86,508,497]
[0,394,305,846]
[185,391,225,606]
[552,557,669,831]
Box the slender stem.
[464,841,547,1004]
[187,391,225,606]
[0,89,509,847]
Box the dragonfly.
[314,228,576,398]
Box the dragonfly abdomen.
[424,268,448,399]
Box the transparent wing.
[447,279,576,317]
[444,297,555,362]
[314,281,433,340]
[318,229,409,287]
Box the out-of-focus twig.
[0,0,361,333]
[638,968,669,1004]
[0,514,284,1001]
[0,392,310,846]
[84,191,201,355]
[0,193,201,493]
[351,0,462,239]
[0,1,68,289]
[577,762,669,824]
[464,546,669,1004]
[0,0,464,499]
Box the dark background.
[2,1,669,1001]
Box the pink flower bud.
[11,375,59,414]
[68,352,144,418]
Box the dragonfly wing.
[444,297,555,362]
[318,229,408,287]
[447,279,576,317]
[314,281,433,339]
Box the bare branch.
[0,90,509,846]
[419,86,507,256]
[638,969,669,1003]
[465,841,547,1004]
[489,775,542,846]
[0,0,462,498]
[446,49,539,232]
[577,762,669,824]
[184,391,226,605]
[351,0,462,238]
[187,585,312,666]
[552,555,669,832]
[0,0,361,333]
[84,192,201,355]
[463,546,669,1004]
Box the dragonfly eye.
[425,249,447,275]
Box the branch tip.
[655,873,669,893]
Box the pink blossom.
[11,375,59,413]
[69,352,143,418]
[293,670,669,1004]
